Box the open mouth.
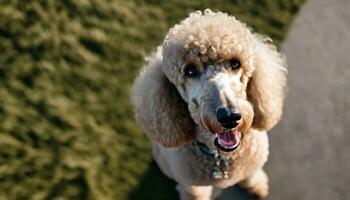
[214,130,241,152]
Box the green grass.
[0,0,303,199]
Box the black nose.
[216,108,242,129]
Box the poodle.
[132,9,286,200]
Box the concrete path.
[220,0,350,199]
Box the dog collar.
[189,140,230,179]
[193,140,217,158]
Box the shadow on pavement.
[218,186,258,200]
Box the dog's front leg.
[238,168,269,199]
[176,184,213,200]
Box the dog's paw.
[246,178,269,199]
[239,169,269,199]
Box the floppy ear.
[247,37,287,131]
[132,49,196,147]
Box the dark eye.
[230,59,241,69]
[184,63,199,77]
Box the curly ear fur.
[248,37,287,131]
[132,48,196,147]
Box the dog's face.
[133,10,286,149]
[162,11,257,151]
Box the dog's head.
[133,10,286,150]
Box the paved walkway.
[220,0,350,199]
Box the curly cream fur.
[132,48,196,147]
[132,9,286,200]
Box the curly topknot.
[163,9,257,83]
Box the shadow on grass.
[128,160,178,200]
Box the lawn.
[0,0,303,199]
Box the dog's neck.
[189,126,233,179]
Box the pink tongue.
[217,131,239,147]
